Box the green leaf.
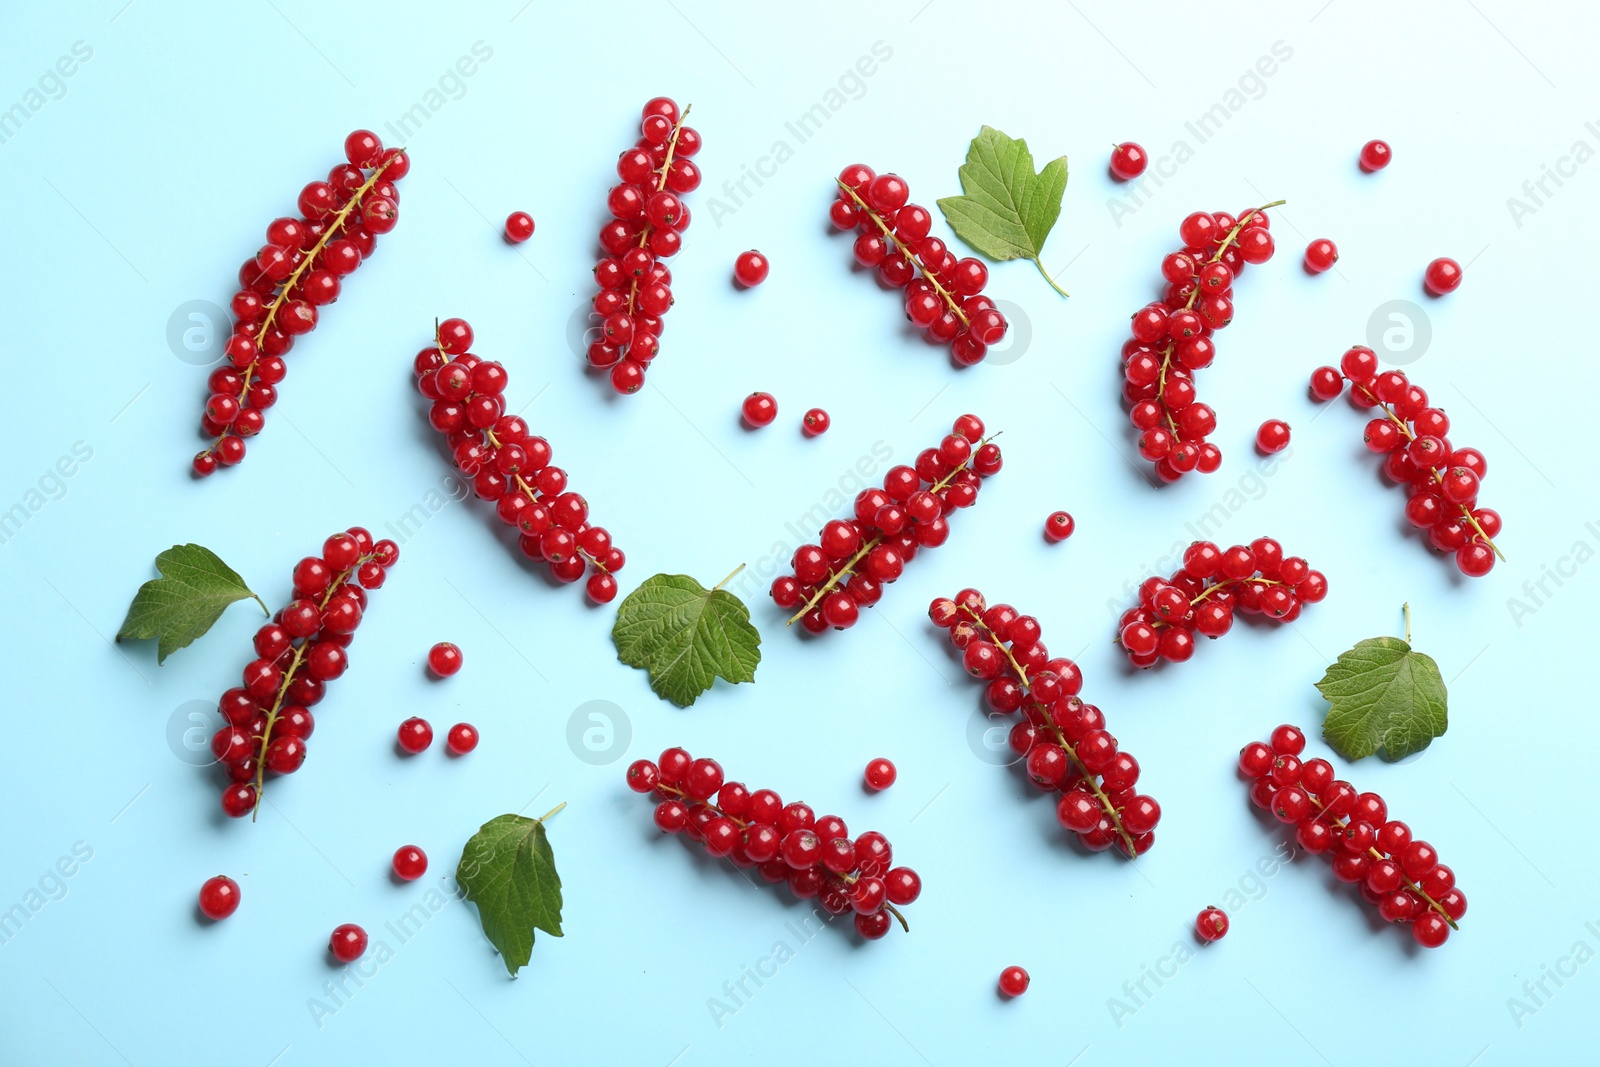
[1316,636,1448,762]
[116,543,266,664]
[936,125,1070,297]
[612,572,761,707]
[457,812,565,977]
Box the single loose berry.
[1360,140,1392,172]
[1304,239,1339,273]
[741,391,777,428]
[998,966,1030,997]
[1423,257,1462,295]
[392,845,428,881]
[504,211,535,243]
[329,923,368,963]
[198,875,241,920]
[397,717,433,754]
[1043,511,1075,543]
[864,758,897,791]
[1196,906,1229,942]
[733,250,769,287]
[1256,419,1291,454]
[1110,142,1148,180]
[802,408,831,436]
[447,723,479,755]
[427,641,463,677]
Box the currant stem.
[713,564,746,592]
[1033,257,1070,299]
[959,607,1140,858]
[1354,382,1506,562]
[835,179,970,327]
[617,107,694,338]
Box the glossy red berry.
[1359,140,1392,172]
[1256,419,1291,454]
[734,250,769,287]
[447,723,479,755]
[1423,257,1462,295]
[427,641,463,677]
[1043,511,1075,543]
[998,966,1030,997]
[864,758,897,791]
[198,875,241,920]
[397,717,433,754]
[329,923,368,963]
[392,845,428,881]
[802,408,831,436]
[742,391,777,427]
[504,211,535,243]
[1196,906,1229,942]
[1110,142,1148,180]
[1304,239,1339,273]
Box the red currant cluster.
[829,165,1007,365]
[195,131,409,475]
[1310,347,1503,576]
[931,590,1159,857]
[770,415,1001,633]
[214,527,399,819]
[588,96,701,394]
[627,750,920,940]
[1118,537,1326,666]
[1240,725,1467,947]
[1122,202,1283,481]
[414,318,624,603]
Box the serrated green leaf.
[116,543,266,664]
[457,813,564,977]
[612,573,761,707]
[1316,636,1448,762]
[936,125,1069,297]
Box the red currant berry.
[397,717,433,754]
[1256,419,1291,454]
[198,875,241,920]
[733,250,769,287]
[864,757,897,791]
[1424,257,1462,295]
[1360,139,1392,172]
[1196,906,1228,942]
[504,211,535,243]
[1110,142,1148,180]
[998,965,1030,997]
[329,923,368,963]
[802,408,831,436]
[1043,511,1075,543]
[447,723,479,755]
[741,391,777,428]
[427,642,462,677]
[392,845,428,881]
[1304,239,1339,273]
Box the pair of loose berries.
[397,717,478,755]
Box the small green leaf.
[116,543,266,664]
[1316,636,1448,762]
[612,572,761,707]
[457,811,565,977]
[936,125,1070,297]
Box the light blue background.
[1,1,1595,1063]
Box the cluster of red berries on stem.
[1122,201,1284,481]
[1118,537,1326,666]
[214,526,398,819]
[627,749,921,940]
[1310,347,1503,576]
[931,590,1159,857]
[830,165,1009,365]
[1240,725,1466,947]
[587,96,701,394]
[195,130,408,475]
[770,415,1001,633]
[413,318,625,603]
